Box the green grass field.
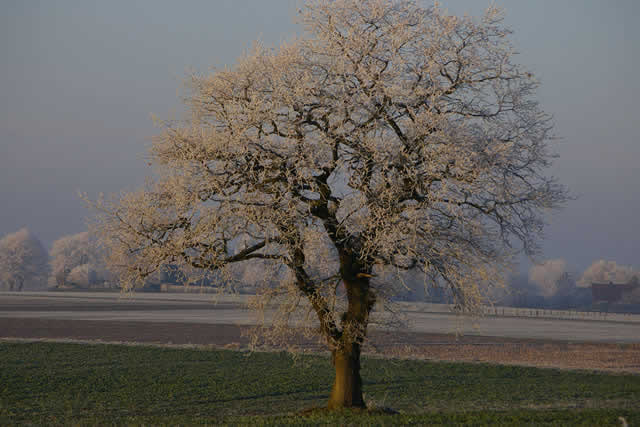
[1,341,638,425]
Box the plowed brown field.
[2,317,638,373]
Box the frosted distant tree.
[578,260,638,286]
[90,0,567,408]
[528,259,567,297]
[49,231,110,288]
[0,228,49,291]
[66,264,94,288]
[49,232,90,287]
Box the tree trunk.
[328,342,365,409]
[326,250,375,409]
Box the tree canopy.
[49,231,111,288]
[0,228,49,291]
[91,0,567,408]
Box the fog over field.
[1,292,639,344]
[2,226,639,312]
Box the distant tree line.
[397,258,639,310]
[0,228,112,291]
[1,228,638,313]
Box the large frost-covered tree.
[91,0,567,408]
[0,228,49,291]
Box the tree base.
[298,406,400,416]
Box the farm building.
[591,278,640,305]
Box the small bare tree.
[0,228,49,291]
[90,0,567,409]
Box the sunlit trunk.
[326,252,375,409]
[328,342,365,409]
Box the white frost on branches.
[49,231,111,288]
[0,228,49,291]
[528,259,568,297]
[578,260,638,286]
[88,0,567,349]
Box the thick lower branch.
[289,247,342,343]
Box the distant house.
[591,278,640,304]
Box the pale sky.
[1,1,639,274]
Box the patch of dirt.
[1,317,638,373]
[365,329,640,374]
[0,318,251,347]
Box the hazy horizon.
[2,0,639,274]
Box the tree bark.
[328,342,365,409]
[326,251,375,409]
